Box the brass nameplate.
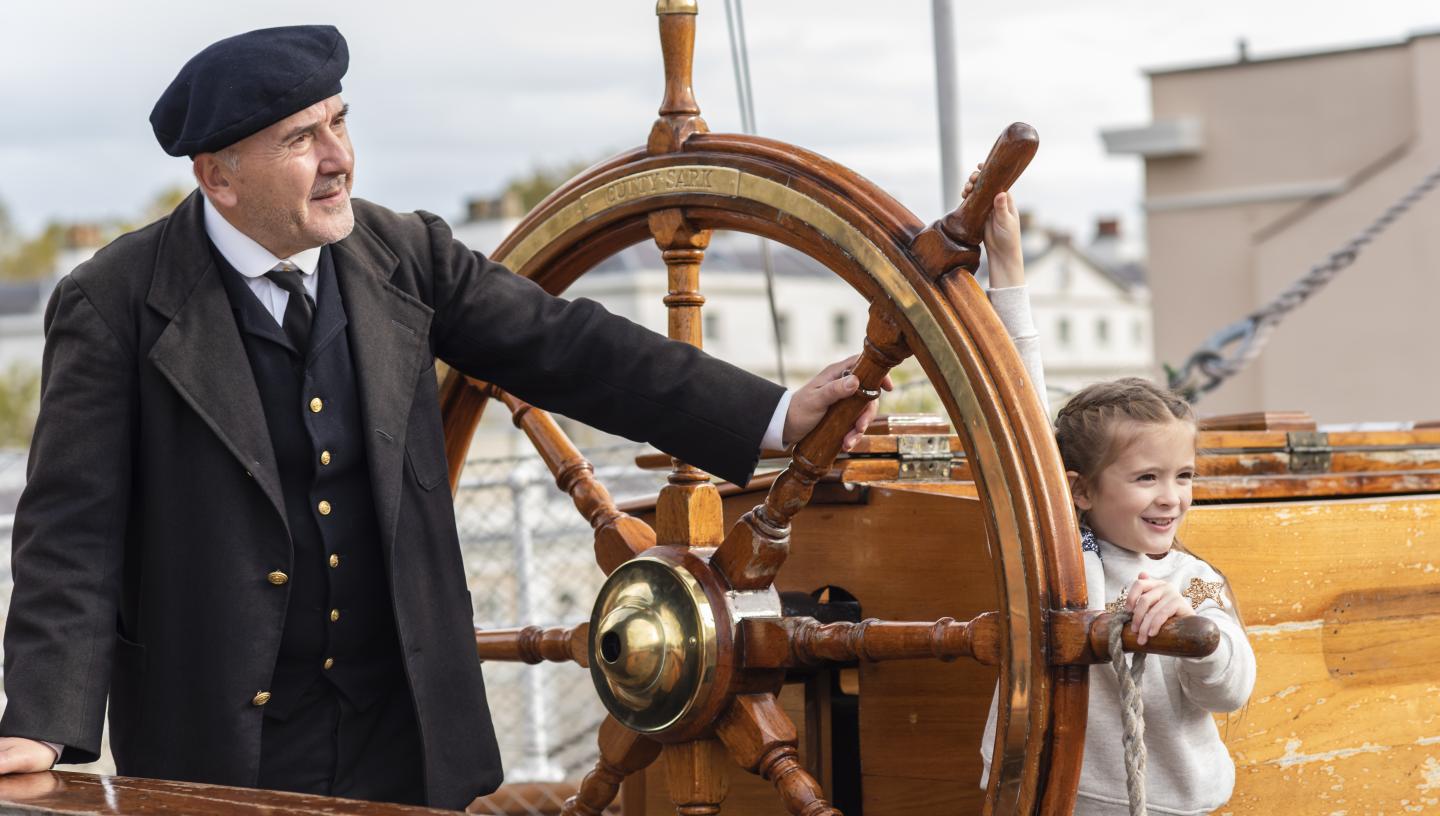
[578,166,739,215]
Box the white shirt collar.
[202,195,323,279]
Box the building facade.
[1104,31,1440,423]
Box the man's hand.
[1124,571,1195,646]
[0,738,57,775]
[782,355,894,451]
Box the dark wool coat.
[1,191,783,809]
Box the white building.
[998,218,1155,399]
[453,210,1155,417]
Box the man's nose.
[317,129,353,174]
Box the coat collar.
[145,191,290,531]
[331,218,433,559]
[145,191,434,554]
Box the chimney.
[1237,38,1249,63]
[1095,218,1120,240]
[1018,210,1034,232]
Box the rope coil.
[1108,611,1149,816]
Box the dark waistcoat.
[214,246,403,721]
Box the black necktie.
[264,263,314,353]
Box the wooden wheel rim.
[442,135,1086,814]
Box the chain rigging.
[1167,163,1440,402]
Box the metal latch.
[896,434,951,481]
[1287,431,1331,474]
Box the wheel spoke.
[715,693,842,816]
[663,740,729,816]
[648,208,726,550]
[740,610,1220,670]
[712,306,911,591]
[475,622,589,666]
[561,715,662,816]
[480,381,655,573]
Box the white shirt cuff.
[761,389,795,451]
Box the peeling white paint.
[1275,685,1301,699]
[1270,738,1387,768]
[1420,757,1440,792]
[1417,735,1440,746]
[1248,619,1324,636]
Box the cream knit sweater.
[980,538,1256,815]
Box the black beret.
[150,25,348,158]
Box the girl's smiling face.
[1071,419,1196,556]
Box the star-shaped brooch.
[1183,577,1226,610]
[1105,587,1129,614]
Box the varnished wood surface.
[1179,494,1440,814]
[1198,410,1317,431]
[0,772,453,815]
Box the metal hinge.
[897,434,951,481]
[1287,431,1331,474]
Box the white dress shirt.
[203,197,321,324]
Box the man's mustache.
[311,174,348,198]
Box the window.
[833,313,849,346]
[1133,321,1145,346]
[1096,318,1109,345]
[704,312,720,342]
[1058,318,1071,347]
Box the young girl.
[969,171,1256,815]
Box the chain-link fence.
[457,435,666,809]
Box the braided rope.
[1108,611,1149,816]
[1168,163,1440,401]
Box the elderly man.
[0,25,881,811]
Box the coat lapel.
[331,222,433,559]
[145,191,289,532]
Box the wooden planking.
[1184,494,1440,814]
[1182,495,1440,624]
[1322,587,1440,683]
[1194,470,1440,500]
[779,486,996,814]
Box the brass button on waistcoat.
[309,397,324,413]
[318,500,332,515]
[320,450,332,466]
[252,691,271,706]
[323,658,335,670]
[267,571,289,586]
[330,608,340,622]
[329,553,340,568]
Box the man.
[0,25,882,810]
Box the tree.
[0,364,41,448]
[503,157,608,212]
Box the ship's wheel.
[448,4,1215,814]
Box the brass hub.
[589,553,719,733]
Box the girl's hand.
[1124,571,1195,646]
[961,163,1025,288]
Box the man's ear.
[1067,470,1093,511]
[193,154,237,208]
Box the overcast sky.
[2,2,1437,252]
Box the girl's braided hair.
[1054,377,1196,483]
